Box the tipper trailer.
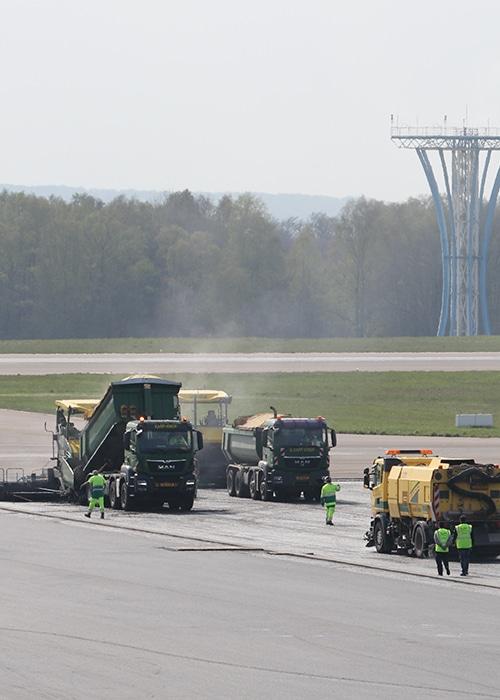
[224,410,336,501]
[364,449,500,557]
[53,376,203,511]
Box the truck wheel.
[413,523,429,558]
[179,495,194,511]
[260,478,273,501]
[120,480,132,511]
[374,519,393,554]
[249,471,261,500]
[167,497,180,511]
[227,469,236,497]
[109,480,121,510]
[235,471,249,498]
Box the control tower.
[391,123,500,336]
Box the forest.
[0,189,499,339]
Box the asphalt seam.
[0,503,497,591]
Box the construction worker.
[433,521,453,576]
[320,476,340,526]
[83,470,107,520]
[455,515,473,576]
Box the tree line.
[0,189,499,339]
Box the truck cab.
[225,413,336,501]
[108,418,203,511]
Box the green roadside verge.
[0,372,499,438]
[1,336,500,353]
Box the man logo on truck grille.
[158,463,175,470]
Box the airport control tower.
[391,123,500,336]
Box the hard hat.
[323,475,331,483]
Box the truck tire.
[413,523,429,558]
[109,479,121,510]
[120,480,132,511]
[179,495,194,511]
[227,469,237,497]
[249,471,261,500]
[167,497,181,511]
[304,487,322,502]
[260,477,273,501]
[374,518,393,554]
[235,470,249,498]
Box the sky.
[1,0,499,201]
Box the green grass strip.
[1,336,500,353]
[2,372,499,438]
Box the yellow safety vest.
[435,528,451,553]
[455,523,472,549]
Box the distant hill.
[0,184,350,221]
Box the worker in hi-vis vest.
[83,470,107,520]
[433,522,453,576]
[320,476,340,526]
[455,515,473,576]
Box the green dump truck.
[223,410,336,501]
[53,376,203,511]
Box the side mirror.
[363,467,370,489]
[196,430,204,451]
[330,429,337,448]
[123,432,131,450]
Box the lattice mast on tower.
[391,122,500,336]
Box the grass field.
[1,336,500,353]
[1,372,499,437]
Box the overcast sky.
[1,0,499,201]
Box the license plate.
[296,475,309,481]
[159,482,177,488]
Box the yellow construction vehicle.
[178,390,232,487]
[364,449,500,558]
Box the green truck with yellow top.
[364,449,500,557]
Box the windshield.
[276,428,326,448]
[137,429,192,452]
[181,400,228,428]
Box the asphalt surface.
[2,510,500,699]
[1,351,500,373]
[5,483,500,585]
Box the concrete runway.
[1,351,500,374]
[1,511,499,699]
